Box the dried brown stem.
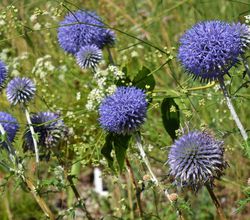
[23,177,55,220]
[126,158,144,219]
[206,184,226,220]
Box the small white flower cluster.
[32,55,55,80]
[86,65,125,111]
[245,15,250,24]
[0,49,30,76]
[29,3,63,32]
[0,13,6,27]
[85,89,105,111]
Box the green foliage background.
[0,0,249,219]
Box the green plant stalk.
[106,46,114,65]
[25,108,39,163]
[218,78,248,141]
[22,176,55,220]
[67,161,81,208]
[67,174,94,220]
[134,132,184,220]
[0,153,55,219]
[206,184,226,220]
[4,191,13,220]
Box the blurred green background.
[0,0,249,219]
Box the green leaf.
[113,134,131,172]
[101,134,114,170]
[133,66,155,91]
[161,97,180,140]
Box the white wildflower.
[0,19,6,26]
[33,23,41,30]
[30,14,37,22]
[76,92,81,101]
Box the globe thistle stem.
[134,133,184,219]
[67,174,94,220]
[22,176,55,220]
[106,46,114,65]
[206,184,226,220]
[135,133,158,184]
[2,160,55,220]
[218,77,248,141]
[25,108,39,163]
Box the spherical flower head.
[57,10,115,54]
[178,20,245,81]
[231,22,250,50]
[168,131,227,191]
[0,112,19,148]
[23,112,67,152]
[76,45,102,69]
[6,77,36,106]
[0,60,7,89]
[99,86,147,134]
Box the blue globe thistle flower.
[23,112,67,152]
[178,20,247,81]
[232,23,250,50]
[6,77,36,105]
[58,10,115,54]
[76,45,102,69]
[99,86,147,134]
[0,112,19,149]
[168,131,227,191]
[0,60,8,89]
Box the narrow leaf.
[101,133,114,170]
[113,134,131,172]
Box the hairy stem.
[134,132,184,220]
[206,185,226,220]
[25,108,39,163]
[23,176,55,220]
[67,175,94,220]
[218,78,248,141]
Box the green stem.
[134,132,185,220]
[206,185,226,220]
[106,46,115,65]
[67,175,94,220]
[22,175,55,220]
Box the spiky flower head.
[0,60,8,89]
[0,112,19,149]
[99,86,147,134]
[58,10,115,54]
[6,77,36,105]
[76,45,102,69]
[178,20,248,81]
[23,112,67,152]
[168,131,227,191]
[232,22,250,50]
